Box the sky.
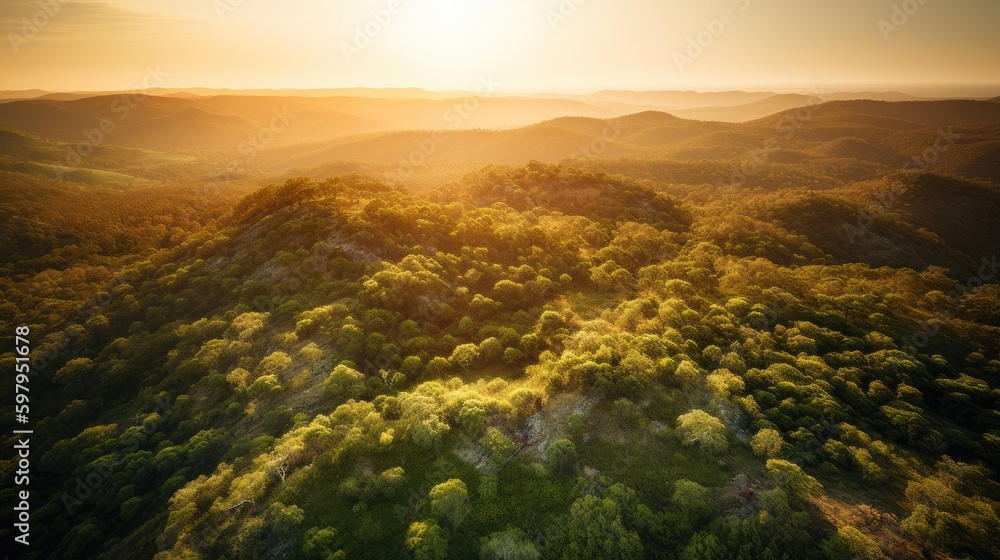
[1,0,998,93]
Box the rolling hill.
[756,100,1000,128]
[669,92,922,122]
[2,93,981,155]
[242,100,1000,187]
[2,97,998,190]
[0,126,194,185]
[0,95,618,151]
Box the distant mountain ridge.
[670,92,921,122]
[244,100,1000,189]
[1,97,998,185]
[0,88,956,122]
[0,94,616,151]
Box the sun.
[397,0,512,71]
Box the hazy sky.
[1,0,998,92]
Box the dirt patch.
[813,491,923,560]
[521,392,594,462]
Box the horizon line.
[2,84,1000,97]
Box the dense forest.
[1,100,1000,560]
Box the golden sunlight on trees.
[677,410,729,454]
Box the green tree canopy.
[406,519,448,560]
[750,428,785,459]
[479,527,540,560]
[546,439,578,476]
[450,343,480,370]
[429,478,469,531]
[676,410,729,453]
[563,495,642,560]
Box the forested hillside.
[2,147,999,559]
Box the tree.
[226,367,251,392]
[450,344,479,371]
[119,497,144,521]
[255,351,292,377]
[264,501,304,540]
[479,337,504,362]
[611,398,641,426]
[900,457,1000,558]
[567,411,585,440]
[247,374,283,400]
[480,527,540,560]
[750,428,784,459]
[680,532,726,560]
[509,388,540,419]
[412,415,450,450]
[380,369,405,391]
[458,316,475,336]
[706,368,744,398]
[300,343,325,372]
[325,364,367,399]
[302,526,346,560]
[537,310,567,334]
[458,399,487,437]
[673,360,702,386]
[374,467,406,498]
[822,526,887,560]
[429,478,469,531]
[765,459,821,504]
[672,480,710,518]
[482,427,517,469]
[55,357,95,386]
[426,356,451,377]
[406,520,448,560]
[866,380,894,404]
[503,347,525,365]
[547,439,578,476]
[401,355,424,376]
[563,495,642,560]
[676,410,728,453]
[493,279,526,307]
[232,311,268,340]
[470,294,503,318]
[605,483,652,533]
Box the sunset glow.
[1,0,998,92]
